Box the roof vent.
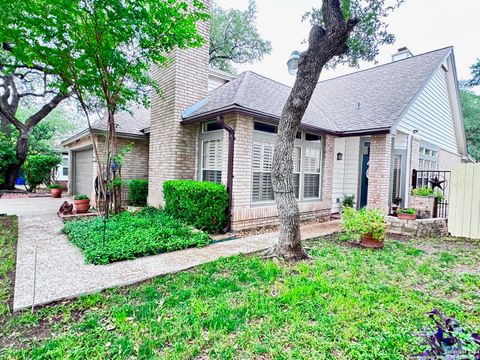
[392,47,413,62]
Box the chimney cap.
[392,47,413,62]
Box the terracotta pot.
[74,199,90,214]
[397,213,416,221]
[360,233,384,249]
[50,188,62,198]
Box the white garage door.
[74,149,93,196]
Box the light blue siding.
[396,68,458,154]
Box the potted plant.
[342,207,387,249]
[74,194,90,213]
[48,183,63,198]
[397,207,417,220]
[391,197,402,215]
[341,194,355,211]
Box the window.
[303,147,321,198]
[63,167,68,176]
[201,139,223,183]
[252,141,274,202]
[202,121,223,132]
[305,133,321,142]
[293,147,301,198]
[392,155,402,202]
[417,146,439,187]
[252,123,322,203]
[254,122,277,134]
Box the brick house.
[62,3,469,230]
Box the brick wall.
[367,134,392,213]
[148,0,211,207]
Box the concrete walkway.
[7,198,340,311]
[0,196,71,216]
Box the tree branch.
[25,91,71,129]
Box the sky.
[216,0,480,92]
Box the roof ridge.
[316,46,452,85]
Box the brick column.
[322,135,335,206]
[367,134,393,213]
[148,0,211,207]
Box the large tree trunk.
[271,0,358,260]
[4,129,29,189]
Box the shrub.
[342,194,355,208]
[341,207,387,241]
[62,207,211,264]
[128,179,148,206]
[0,133,17,188]
[74,194,89,201]
[163,180,228,233]
[412,186,445,201]
[23,154,61,192]
[412,186,433,197]
[415,309,480,358]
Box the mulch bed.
[0,191,51,199]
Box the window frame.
[198,122,224,183]
[251,122,323,205]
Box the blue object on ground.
[16,176,25,185]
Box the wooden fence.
[448,163,480,239]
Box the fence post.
[411,169,417,189]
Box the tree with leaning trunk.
[271,0,403,260]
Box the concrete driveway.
[0,196,72,216]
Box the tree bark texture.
[271,0,358,260]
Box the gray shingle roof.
[183,47,452,134]
[91,106,150,136]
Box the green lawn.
[62,207,211,264]
[0,215,17,319]
[1,222,479,358]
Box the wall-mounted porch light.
[337,152,343,161]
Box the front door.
[359,140,370,208]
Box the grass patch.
[0,215,17,319]
[1,235,479,358]
[62,207,211,265]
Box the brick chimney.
[392,47,413,62]
[148,0,211,207]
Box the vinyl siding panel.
[397,68,458,154]
[332,137,360,212]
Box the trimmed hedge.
[128,179,148,206]
[62,207,210,264]
[163,180,228,233]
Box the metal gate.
[411,169,451,218]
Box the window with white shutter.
[303,147,321,198]
[252,141,274,202]
[202,139,223,183]
[251,123,323,203]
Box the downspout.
[216,115,235,233]
[404,133,412,207]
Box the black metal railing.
[411,169,451,218]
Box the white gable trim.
[391,49,467,157]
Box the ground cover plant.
[0,216,17,319]
[62,207,211,265]
[1,231,479,359]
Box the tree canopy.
[210,0,271,73]
[468,59,480,87]
[460,89,480,161]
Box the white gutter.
[404,133,413,207]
